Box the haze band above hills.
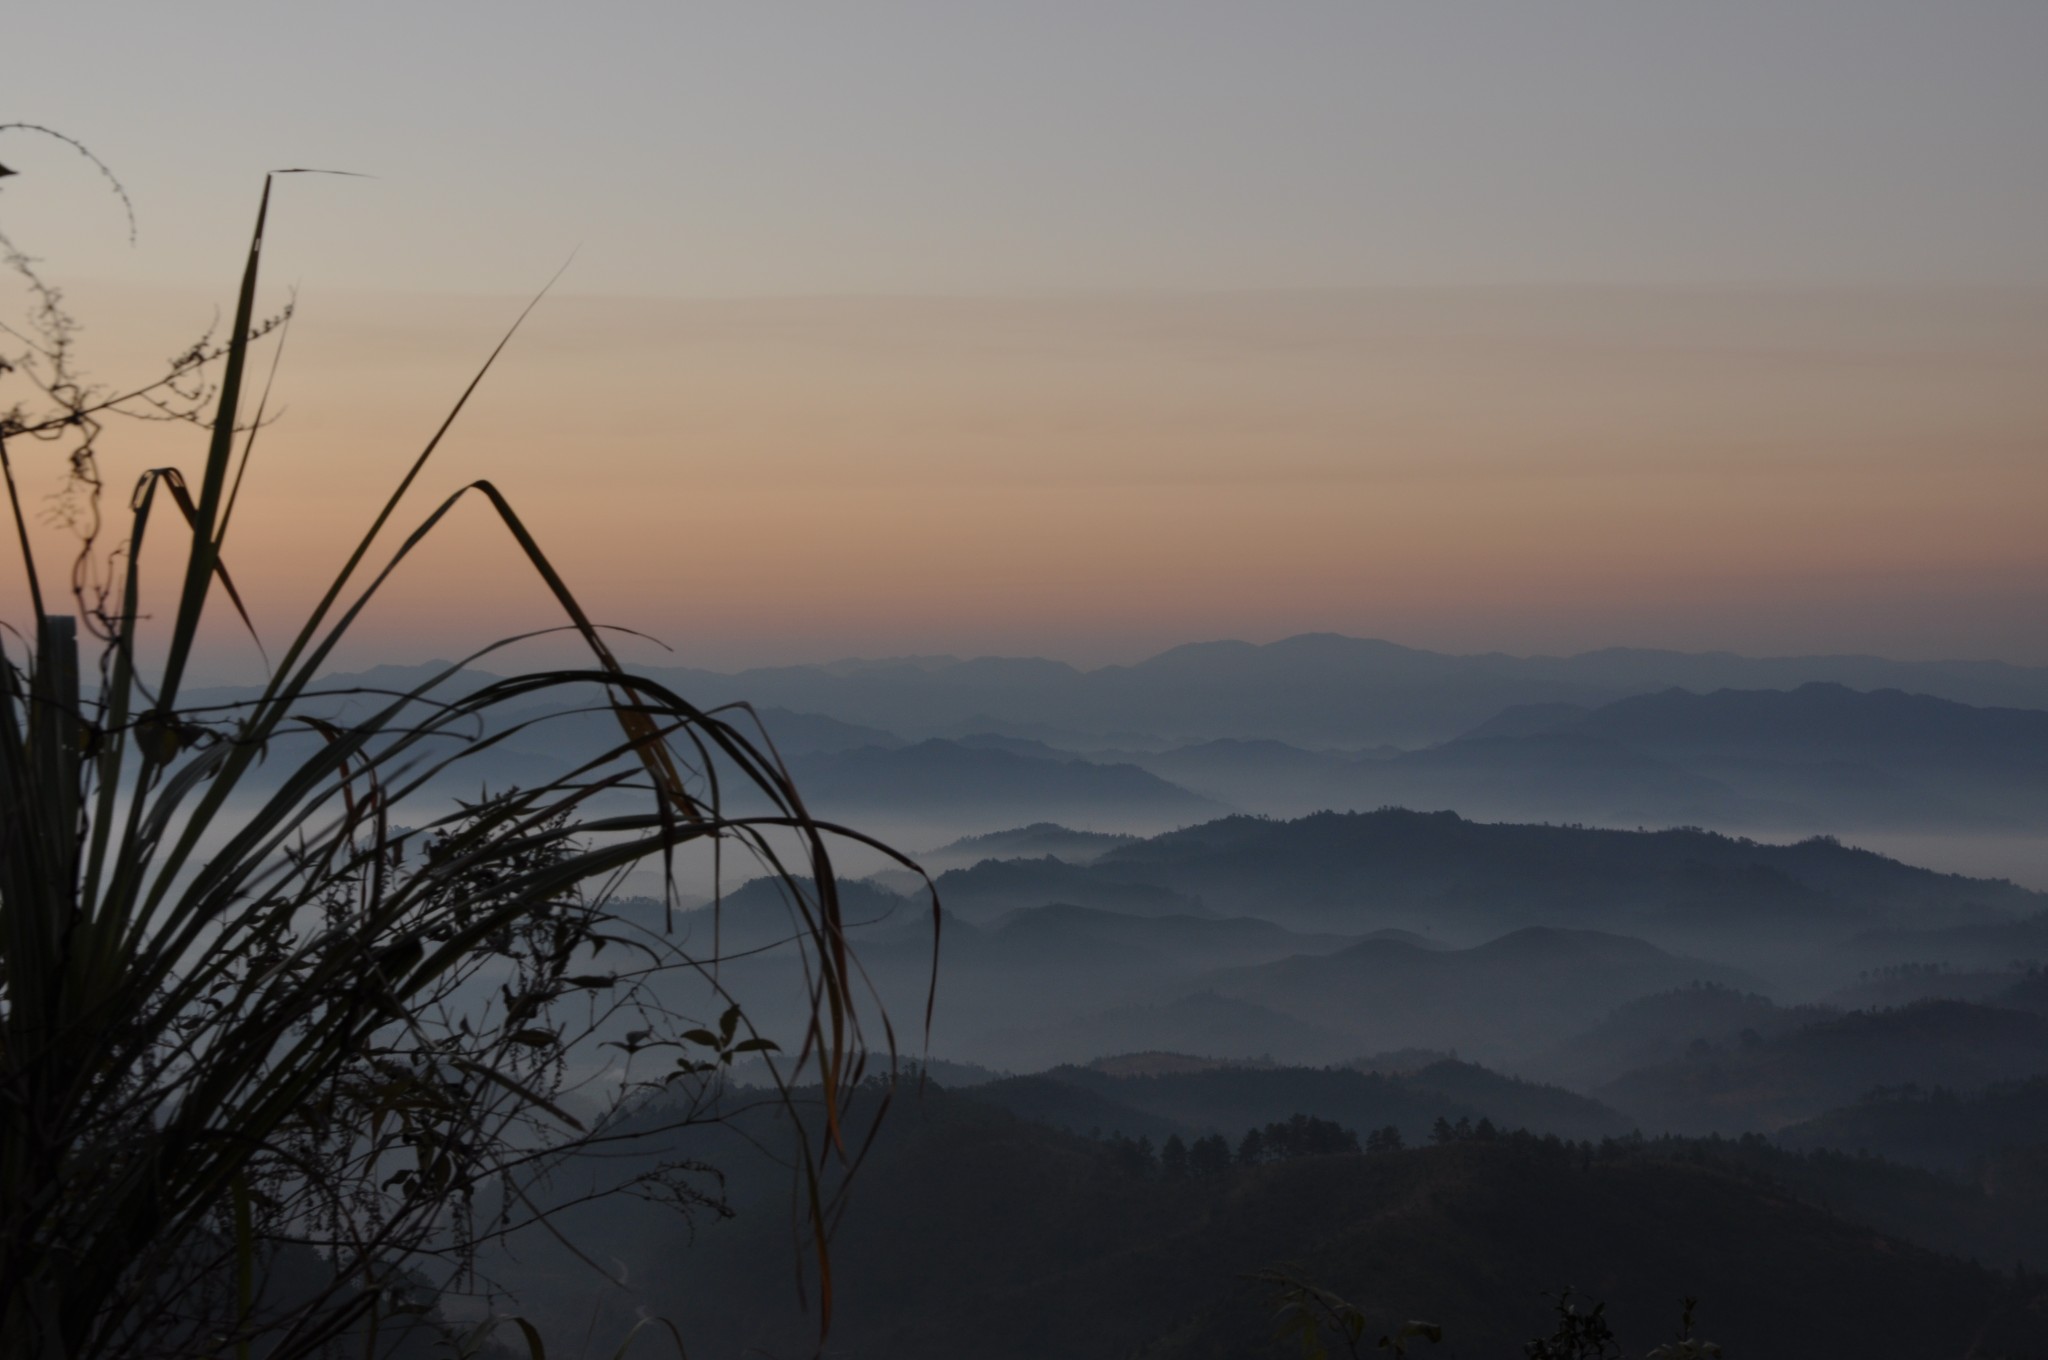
[293,631,2048,748]
[237,633,2048,846]
[677,807,2048,1074]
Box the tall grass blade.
[0,174,931,1360]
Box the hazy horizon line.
[257,629,2048,684]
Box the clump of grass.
[0,145,931,1358]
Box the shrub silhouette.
[0,138,928,1358]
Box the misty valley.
[201,635,2048,1357]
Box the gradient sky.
[5,3,2047,673]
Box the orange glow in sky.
[9,4,2047,673]
[12,281,2044,677]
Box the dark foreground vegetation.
[488,1079,2048,1359]
[0,138,910,1358]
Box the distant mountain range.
[1112,681,2048,833]
[631,634,2048,747]
[785,739,1221,831]
[1072,808,2042,949]
[1195,927,1756,1065]
[902,917,1758,1073]
[975,991,1364,1072]
[233,633,2048,751]
[1842,910,2048,973]
[679,809,2047,1073]
[1528,984,1838,1090]
[208,641,2048,846]
[920,823,1139,870]
[1598,999,2048,1134]
[1457,682,2048,827]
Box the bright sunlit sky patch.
[5,2,2047,674]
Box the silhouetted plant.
[1523,1288,1619,1360]
[0,137,929,1358]
[1643,1298,1723,1360]
[1521,1290,1726,1360]
[1252,1268,1440,1360]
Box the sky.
[4,2,2047,674]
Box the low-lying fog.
[176,638,2048,1355]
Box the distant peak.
[816,654,964,677]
